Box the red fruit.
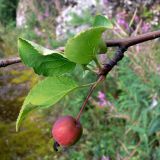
[52,115,83,147]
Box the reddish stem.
[76,75,105,121]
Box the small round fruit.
[52,115,83,147]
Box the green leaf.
[64,27,106,64]
[129,125,146,134]
[98,38,107,53]
[148,115,160,135]
[93,15,113,29]
[16,76,78,131]
[18,38,76,76]
[33,54,76,76]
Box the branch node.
[99,46,128,76]
[0,30,160,68]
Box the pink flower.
[37,15,44,21]
[103,0,109,5]
[44,9,49,17]
[97,91,107,107]
[141,22,151,33]
[116,12,130,31]
[101,155,110,160]
[98,91,106,99]
[134,15,140,23]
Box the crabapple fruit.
[52,115,83,147]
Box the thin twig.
[118,140,130,154]
[0,30,160,68]
[76,75,105,121]
[100,46,128,76]
[106,30,160,47]
[129,8,137,27]
[114,21,128,36]
[75,45,126,121]
[0,57,21,67]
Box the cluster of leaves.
[1,53,160,159]
[16,15,113,131]
[1,2,159,159]
[55,55,160,159]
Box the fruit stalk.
[76,75,105,121]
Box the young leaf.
[18,38,76,76]
[93,15,113,29]
[64,27,107,64]
[16,76,78,131]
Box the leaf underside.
[16,15,114,131]
[18,38,76,76]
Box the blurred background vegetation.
[0,0,160,159]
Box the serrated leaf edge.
[16,77,78,131]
